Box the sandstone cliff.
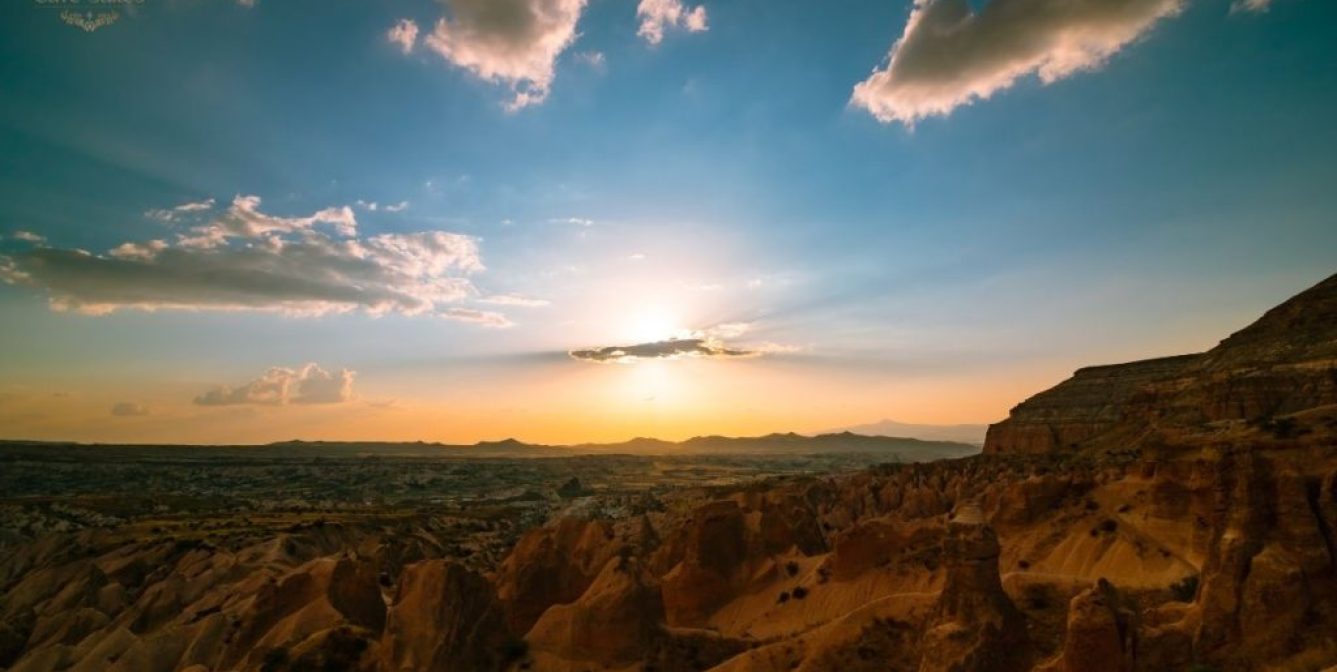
[986,272,1337,454]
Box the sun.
[621,306,686,344]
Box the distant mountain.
[572,432,978,460]
[0,433,980,462]
[823,419,988,446]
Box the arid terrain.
[2,273,1336,671]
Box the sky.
[0,0,1334,445]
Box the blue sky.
[0,0,1334,443]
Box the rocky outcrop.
[983,355,1201,454]
[986,272,1337,455]
[660,500,750,626]
[918,505,1028,672]
[492,517,619,634]
[1057,579,1137,672]
[380,560,509,672]
[526,554,664,666]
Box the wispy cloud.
[416,0,588,111]
[356,200,412,213]
[0,195,503,322]
[110,402,149,417]
[479,293,551,307]
[851,0,1185,126]
[195,363,355,406]
[550,216,594,227]
[388,18,419,54]
[1230,0,1271,12]
[443,307,513,328]
[637,0,709,45]
[145,198,216,223]
[575,50,607,72]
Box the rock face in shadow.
[379,560,508,672]
[492,517,619,634]
[1058,579,1137,672]
[660,500,750,626]
[526,554,664,667]
[918,505,1028,672]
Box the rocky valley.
[1,273,1335,671]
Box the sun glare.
[621,306,686,344]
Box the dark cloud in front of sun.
[569,337,753,363]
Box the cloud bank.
[0,195,493,320]
[419,0,588,110]
[195,364,355,406]
[637,0,709,45]
[851,0,1185,125]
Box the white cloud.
[388,18,420,54]
[637,0,708,45]
[0,196,500,322]
[12,231,46,243]
[195,364,355,406]
[550,216,594,226]
[478,293,550,307]
[355,199,409,213]
[176,195,356,248]
[422,0,588,111]
[851,0,1184,126]
[1230,0,1271,12]
[443,307,513,328]
[145,198,216,223]
[576,50,607,72]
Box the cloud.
[195,364,355,406]
[570,321,800,363]
[420,0,587,111]
[12,231,46,243]
[176,194,356,247]
[570,337,752,363]
[550,217,594,226]
[388,19,419,54]
[443,307,513,328]
[356,200,409,213]
[110,402,149,417]
[145,198,215,223]
[1230,0,1271,12]
[478,293,550,307]
[637,0,709,45]
[575,50,607,72]
[851,0,1185,126]
[0,195,498,320]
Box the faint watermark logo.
[34,0,146,33]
